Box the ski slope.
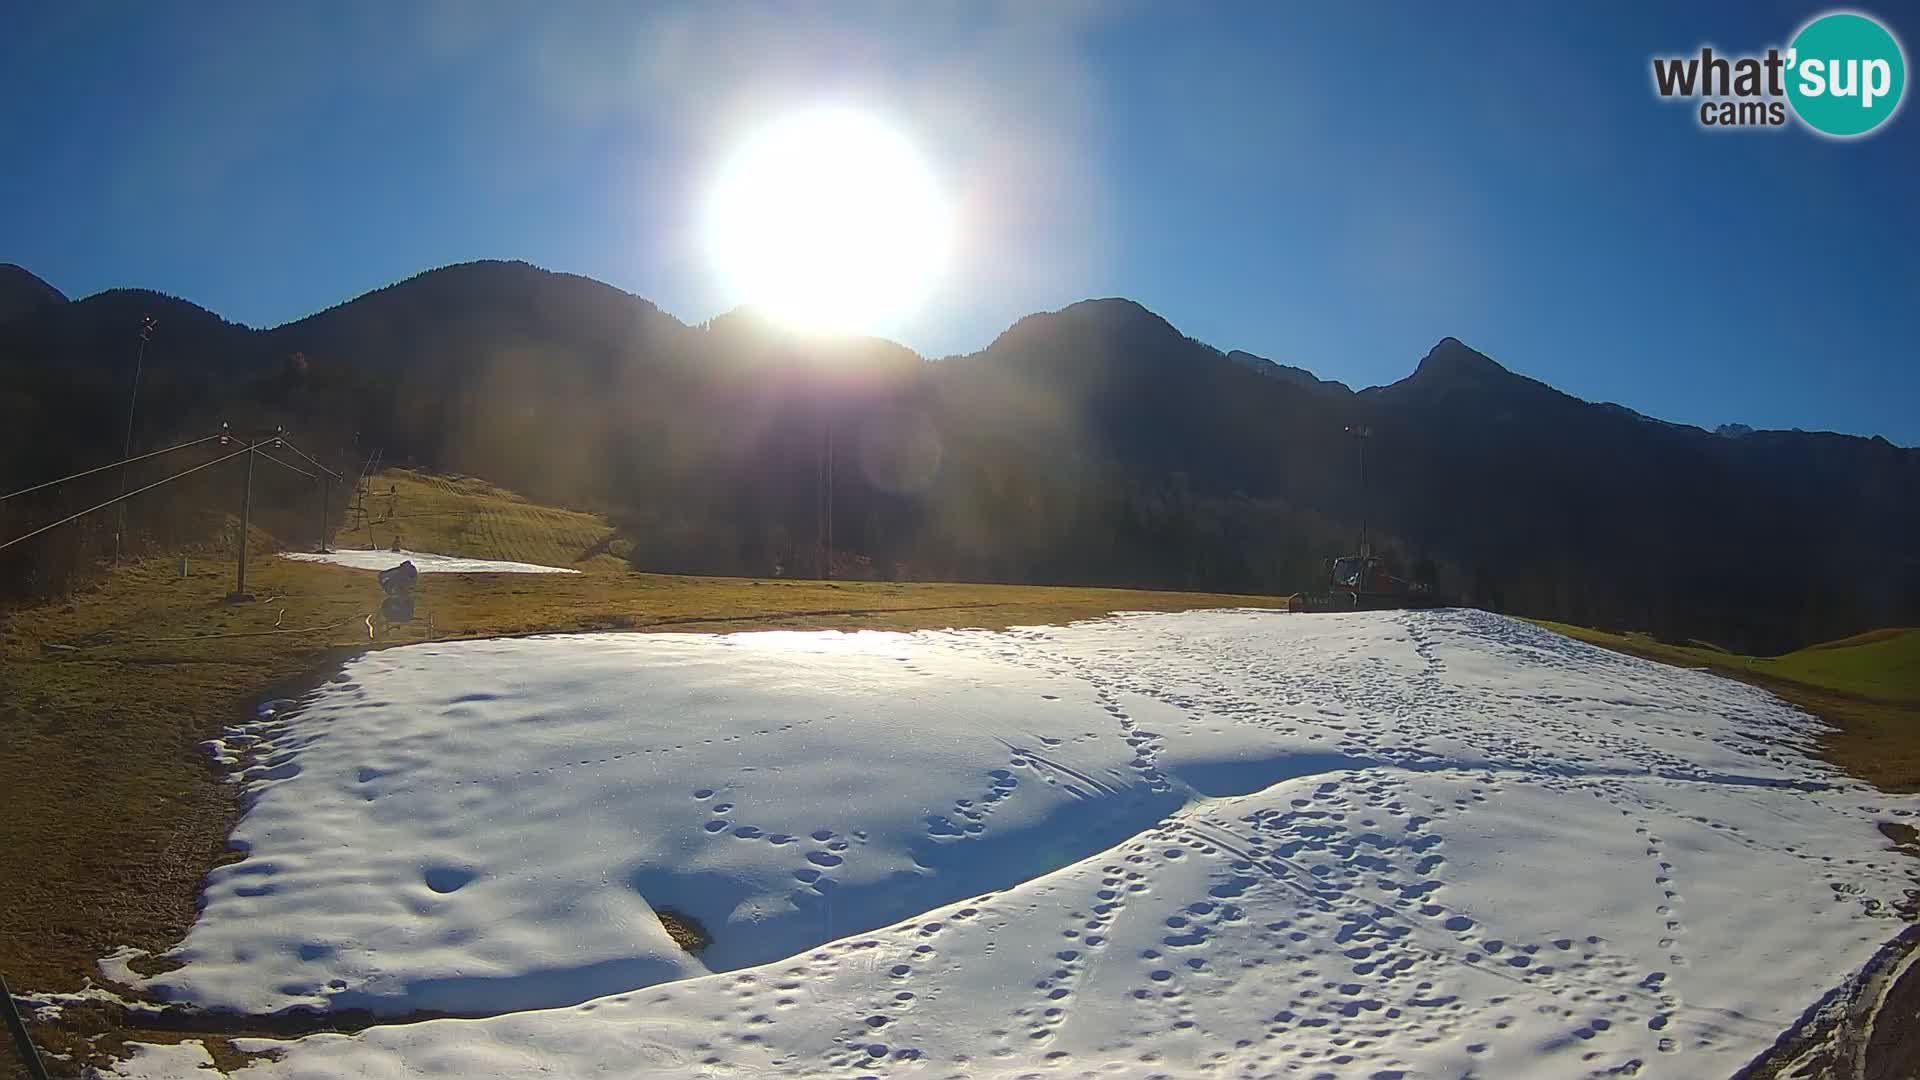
[113,609,1918,1078]
[279,548,580,574]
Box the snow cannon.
[1289,554,1447,614]
[377,559,419,625]
[377,559,418,596]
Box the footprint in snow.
[423,865,476,894]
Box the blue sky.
[5,2,1916,442]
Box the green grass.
[1,468,1293,1075]
[1529,620,1920,793]
[1758,628,1920,704]
[1525,622,1919,705]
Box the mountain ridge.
[4,258,1901,447]
[1,258,1911,654]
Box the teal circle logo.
[1786,12,1907,137]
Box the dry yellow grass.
[334,468,627,572]
[0,470,1290,1075]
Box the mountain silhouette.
[1226,350,1354,397]
[0,263,66,324]
[1,259,1912,652]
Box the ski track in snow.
[115,609,1918,1079]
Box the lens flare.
[705,107,950,337]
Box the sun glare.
[705,107,950,337]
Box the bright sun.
[705,107,950,337]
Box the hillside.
[0,260,1913,652]
[1361,339,1919,653]
[1756,627,1920,704]
[340,468,629,573]
[0,262,65,323]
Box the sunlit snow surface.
[126,610,1917,1079]
[279,548,580,573]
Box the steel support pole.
[233,443,256,600]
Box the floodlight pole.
[114,315,156,563]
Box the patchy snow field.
[279,548,580,574]
[114,610,1916,1078]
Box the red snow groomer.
[1288,551,1443,613]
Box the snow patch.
[97,945,148,988]
[279,548,579,574]
[118,609,1920,1078]
[100,1041,218,1077]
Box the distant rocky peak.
[1412,337,1510,382]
